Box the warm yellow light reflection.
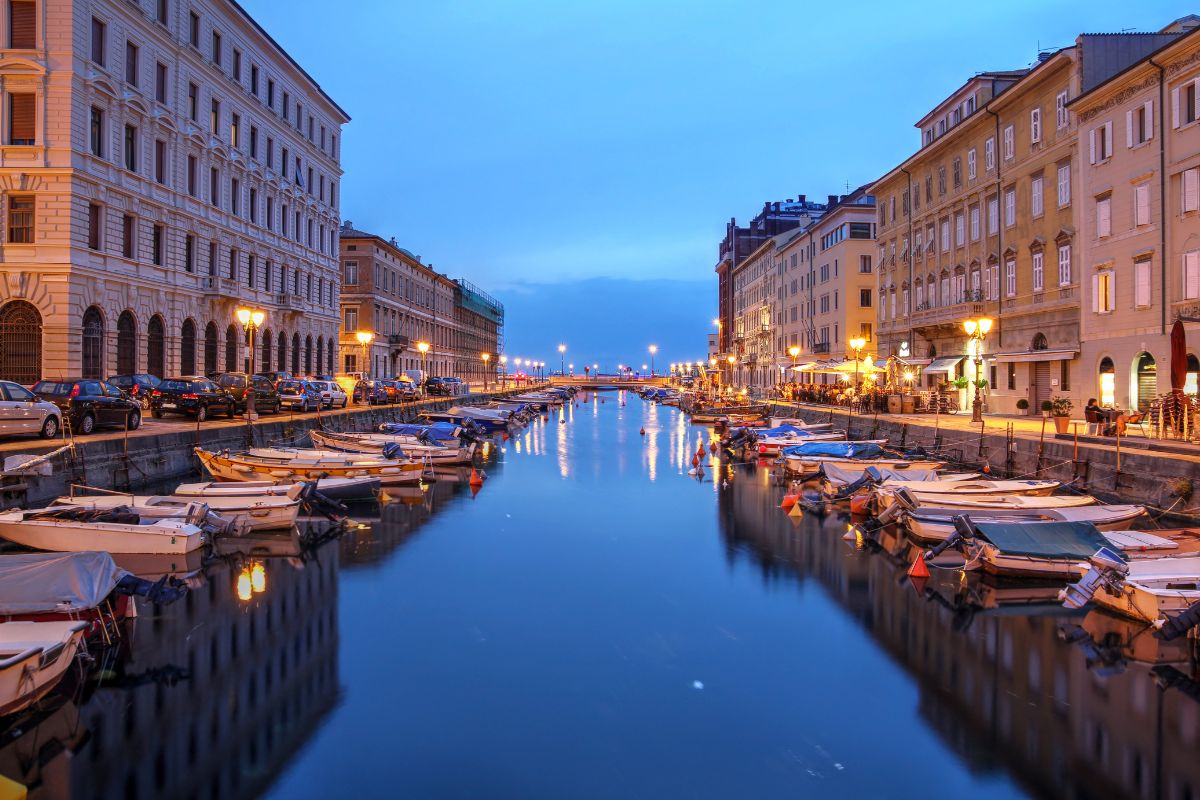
[250,562,266,593]
[236,568,252,601]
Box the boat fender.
[1156,599,1200,641]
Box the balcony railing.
[388,334,410,348]
[812,341,831,354]
[275,293,305,310]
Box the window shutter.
[1089,129,1096,164]
[9,1,34,49]
[1186,252,1200,300]
[8,93,34,144]
[1185,168,1200,213]
[1104,121,1113,158]
[1136,184,1150,225]
[1174,87,1182,129]
[1092,274,1100,312]
[1126,110,1134,148]
[1195,79,1200,121]
[1145,100,1154,139]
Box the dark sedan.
[32,379,142,435]
[107,373,161,408]
[149,377,236,421]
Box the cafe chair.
[1124,410,1150,438]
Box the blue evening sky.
[244,0,1186,370]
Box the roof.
[339,224,420,262]
[1071,21,1200,107]
[1079,31,1185,93]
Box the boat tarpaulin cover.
[974,520,1122,561]
[782,442,884,459]
[0,551,127,614]
[822,464,941,485]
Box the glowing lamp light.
[788,346,801,358]
[417,341,430,354]
[355,330,374,346]
[236,568,252,601]
[250,562,266,593]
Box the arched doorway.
[1187,354,1200,396]
[260,329,271,374]
[180,319,196,375]
[1098,356,1116,406]
[1134,352,1157,411]
[291,332,300,374]
[224,324,237,372]
[82,306,104,379]
[315,337,324,376]
[304,334,313,375]
[0,300,42,384]
[204,322,218,375]
[277,331,287,372]
[116,311,137,375]
[147,315,165,378]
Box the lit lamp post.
[788,345,801,386]
[726,354,736,389]
[558,343,566,377]
[648,345,657,376]
[355,330,374,379]
[499,354,508,387]
[481,352,491,390]
[235,307,265,419]
[962,316,993,422]
[416,341,430,391]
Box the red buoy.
[908,551,930,579]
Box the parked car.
[0,381,61,439]
[307,380,348,409]
[277,380,323,412]
[444,376,467,396]
[424,377,453,396]
[33,379,142,435]
[149,376,236,421]
[391,376,420,400]
[107,373,161,409]
[258,371,293,387]
[213,373,281,415]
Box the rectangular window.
[266,137,274,168]
[967,148,976,180]
[987,196,999,233]
[207,241,216,276]
[1095,270,1115,312]
[228,249,237,280]
[90,16,105,66]
[246,254,254,287]
[89,107,104,157]
[1005,257,1016,297]
[1004,188,1016,227]
[1185,168,1200,213]
[211,29,221,66]
[123,124,137,171]
[1128,101,1154,146]
[87,203,101,250]
[937,166,946,195]
[185,233,195,272]
[1057,163,1071,207]
[266,196,273,230]
[248,187,257,223]
[281,147,288,178]
[152,224,163,265]
[9,0,35,49]
[7,92,34,145]
[10,196,34,243]
[124,40,138,85]
[209,167,218,205]
[970,206,980,241]
[1134,182,1151,226]
[952,158,961,189]
[1185,251,1200,300]
[344,307,358,331]
[859,254,871,273]
[267,78,274,109]
[210,98,219,134]
[1032,251,1044,291]
[1056,90,1069,129]
[1089,122,1113,163]
[121,214,134,258]
[1060,361,1070,392]
[251,65,259,96]
[188,11,199,47]
[1058,244,1071,286]
[188,82,198,121]
[154,139,166,184]
[345,260,358,284]
[230,113,239,148]
[940,220,949,251]
[1030,107,1042,144]
[230,178,239,216]
[232,49,241,80]
[186,155,197,196]
[282,90,289,120]
[955,212,964,246]
[1003,125,1014,159]
[1096,196,1112,238]
[249,126,257,159]
[1007,362,1016,391]
[156,0,168,23]
[1135,257,1151,307]
[155,61,167,104]
[1031,175,1044,218]
[985,137,995,170]
[859,288,872,307]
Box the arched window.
[315,337,324,376]
[260,329,271,374]
[0,300,42,384]
[180,319,196,375]
[116,311,137,375]
[147,315,165,378]
[1031,333,1049,351]
[277,330,287,372]
[291,332,300,373]
[304,334,313,375]
[82,306,104,379]
[203,322,218,375]
[224,324,238,372]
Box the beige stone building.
[0,0,348,383]
[778,189,876,374]
[338,223,502,383]
[1075,18,1200,410]
[730,230,788,388]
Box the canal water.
[3,391,1198,799]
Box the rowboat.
[780,441,944,476]
[310,430,475,465]
[195,447,424,485]
[53,489,302,531]
[902,504,1146,543]
[174,476,380,501]
[0,621,88,715]
[0,506,208,554]
[874,489,1094,512]
[875,478,1060,496]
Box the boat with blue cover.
[779,441,944,476]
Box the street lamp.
[499,354,508,387]
[648,344,658,376]
[235,307,265,419]
[481,352,491,390]
[558,343,566,377]
[416,341,430,391]
[963,316,994,422]
[355,330,374,380]
[788,345,801,384]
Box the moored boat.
[195,447,425,486]
[874,487,1093,512]
[53,488,303,531]
[901,503,1146,543]
[780,441,944,476]
[310,430,474,465]
[0,506,208,554]
[174,476,380,501]
[0,621,88,715]
[1061,552,1200,625]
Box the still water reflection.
[4,392,1198,798]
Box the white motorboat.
[768,418,833,429]
[752,431,853,454]
[1061,553,1200,624]
[310,430,474,465]
[174,476,380,501]
[902,504,1146,543]
[0,621,88,715]
[195,447,425,486]
[875,478,1060,496]
[874,488,1093,512]
[0,506,208,554]
[54,488,302,531]
[821,464,978,487]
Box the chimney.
[342,220,352,229]
[828,194,838,206]
[798,194,806,204]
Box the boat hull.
[0,515,204,554]
[195,448,423,486]
[0,622,88,716]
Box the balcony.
[388,334,410,350]
[911,291,986,332]
[275,293,306,311]
[812,341,831,354]
[201,275,241,300]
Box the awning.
[924,356,964,374]
[992,348,1078,363]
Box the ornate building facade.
[0,0,348,383]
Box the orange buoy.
[709,442,718,454]
[908,551,930,579]
[691,453,700,467]
[849,495,869,515]
[639,427,645,435]
[780,494,797,510]
[469,468,484,488]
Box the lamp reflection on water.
[236,561,268,601]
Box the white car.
[0,381,61,439]
[309,380,348,409]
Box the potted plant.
[1016,398,1030,415]
[1040,400,1053,419]
[951,376,970,390]
[1051,396,1073,433]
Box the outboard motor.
[1156,599,1200,641]
[925,514,978,560]
[296,481,350,522]
[117,573,188,604]
[1059,546,1128,610]
[831,466,884,501]
[382,442,407,460]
